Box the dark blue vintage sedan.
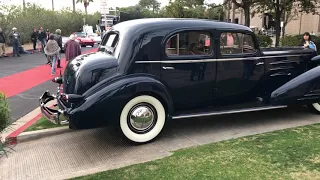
[40,18,320,143]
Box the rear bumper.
[39,91,69,125]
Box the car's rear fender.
[270,65,320,106]
[68,74,174,129]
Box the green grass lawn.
[25,117,67,132]
[72,123,320,180]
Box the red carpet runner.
[0,48,98,98]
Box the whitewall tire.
[308,103,320,114]
[120,95,166,143]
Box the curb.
[3,101,57,144]
[17,126,71,143]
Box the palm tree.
[73,0,76,12]
[23,0,26,10]
[76,0,94,14]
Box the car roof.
[113,18,252,33]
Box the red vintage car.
[73,32,95,47]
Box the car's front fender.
[270,65,320,106]
[68,74,174,129]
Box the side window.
[220,32,256,55]
[165,31,212,57]
[101,33,119,48]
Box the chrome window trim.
[135,54,309,64]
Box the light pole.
[52,0,54,11]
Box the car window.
[101,32,119,48]
[165,31,212,57]
[220,32,257,55]
[220,32,256,55]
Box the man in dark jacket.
[0,28,7,57]
[31,28,38,51]
[38,27,46,52]
[53,29,63,68]
[9,27,21,57]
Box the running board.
[172,105,287,120]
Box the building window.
[165,31,212,56]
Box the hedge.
[256,34,273,47]
[0,3,101,45]
[0,92,10,157]
[281,34,320,53]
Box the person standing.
[9,27,21,57]
[65,34,81,61]
[44,34,60,75]
[46,29,51,42]
[0,28,8,57]
[31,28,38,51]
[301,32,317,51]
[38,27,46,52]
[53,29,63,68]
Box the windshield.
[75,32,86,37]
[88,33,98,37]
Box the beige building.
[224,2,320,35]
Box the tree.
[76,0,93,14]
[73,0,76,12]
[165,0,205,18]
[256,0,320,47]
[224,0,259,27]
[205,4,224,20]
[166,0,185,18]
[119,5,154,19]
[282,7,299,37]
[138,0,161,14]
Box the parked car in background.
[73,32,95,47]
[40,18,320,144]
[88,33,102,44]
[61,36,81,52]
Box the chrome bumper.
[39,91,69,125]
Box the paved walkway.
[0,47,95,122]
[1,106,320,180]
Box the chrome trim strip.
[171,105,287,119]
[270,72,291,77]
[135,54,309,64]
[270,66,294,71]
[270,60,298,65]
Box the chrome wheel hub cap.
[129,105,155,131]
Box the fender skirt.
[67,75,174,129]
[270,65,320,106]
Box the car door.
[161,30,217,111]
[214,31,265,106]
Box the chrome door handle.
[162,66,175,70]
[256,62,264,66]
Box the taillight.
[52,77,63,84]
[60,93,83,103]
[60,93,68,102]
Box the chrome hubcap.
[129,105,155,131]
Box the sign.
[100,0,109,14]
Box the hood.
[63,52,119,94]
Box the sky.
[3,0,224,14]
